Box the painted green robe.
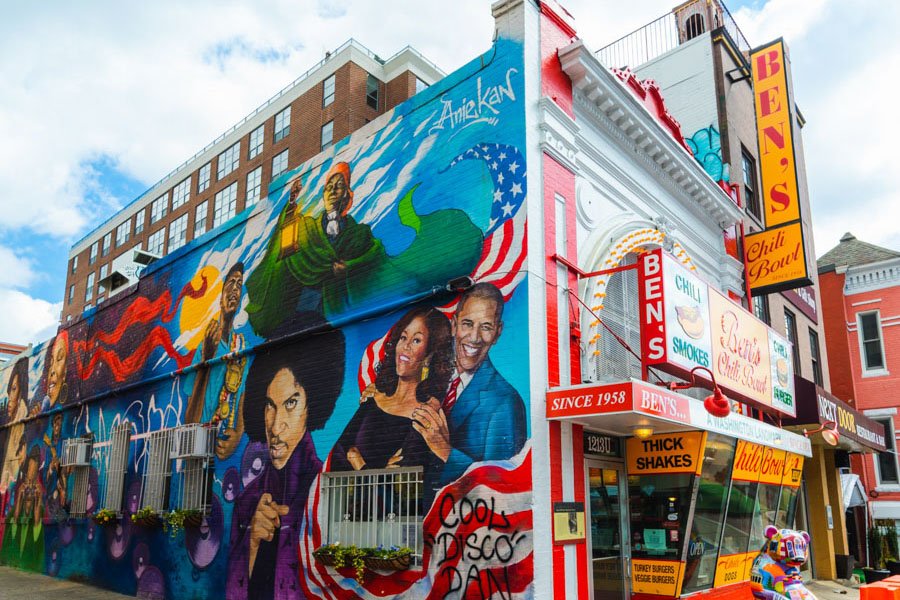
[245,187,484,337]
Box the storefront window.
[628,473,693,561]
[775,486,799,529]
[720,480,758,556]
[749,483,783,550]
[682,434,736,594]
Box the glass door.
[586,460,630,600]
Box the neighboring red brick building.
[819,232,900,555]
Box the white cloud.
[0,289,61,345]
[0,246,37,289]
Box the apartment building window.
[102,232,112,257]
[415,77,428,94]
[172,177,191,210]
[85,272,95,302]
[71,255,78,274]
[68,285,75,304]
[246,166,262,208]
[742,148,761,221]
[150,193,168,225]
[213,182,238,227]
[366,74,379,109]
[274,106,291,142]
[809,328,823,386]
[101,423,131,512]
[859,312,887,372]
[194,200,208,238]
[134,209,145,235]
[89,242,98,265]
[248,125,264,160]
[784,309,801,375]
[752,295,770,326]
[321,120,334,151]
[148,228,166,257]
[140,429,174,512]
[217,141,240,180]
[168,213,189,252]
[198,163,211,193]
[272,149,289,179]
[116,220,131,247]
[100,263,108,281]
[323,74,335,107]
[875,418,899,485]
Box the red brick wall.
[820,270,856,404]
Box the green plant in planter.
[869,526,885,569]
[163,509,201,538]
[313,543,367,583]
[92,508,118,526]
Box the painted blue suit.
[433,357,526,492]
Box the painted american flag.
[356,143,528,392]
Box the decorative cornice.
[609,68,692,155]
[558,40,743,231]
[844,257,900,295]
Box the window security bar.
[140,428,174,512]
[322,468,424,561]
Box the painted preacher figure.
[226,316,344,600]
[412,282,526,496]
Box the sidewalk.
[807,578,861,600]
[0,566,131,600]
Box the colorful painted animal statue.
[750,526,818,600]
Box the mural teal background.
[0,33,532,600]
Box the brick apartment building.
[61,40,443,322]
[818,233,900,560]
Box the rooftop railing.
[71,39,444,252]
[596,0,750,70]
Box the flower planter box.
[132,514,162,529]
[91,513,118,527]
[183,512,204,528]
[363,553,411,572]
[313,552,338,568]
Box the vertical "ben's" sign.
[744,39,812,295]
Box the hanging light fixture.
[663,365,731,419]
[804,420,840,446]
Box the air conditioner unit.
[171,424,214,460]
[62,439,92,467]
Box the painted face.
[323,173,349,214]
[264,368,308,470]
[7,374,20,419]
[396,316,429,378]
[220,269,243,318]
[289,178,302,203]
[452,297,503,374]
[47,336,68,406]
[52,416,63,442]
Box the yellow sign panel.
[714,551,756,588]
[632,559,684,597]
[626,432,706,476]
[731,440,764,482]
[709,292,771,407]
[744,222,810,294]
[782,453,804,488]
[757,447,787,485]
[751,40,799,228]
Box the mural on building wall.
[0,33,531,600]
[684,125,729,184]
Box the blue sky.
[1,0,897,344]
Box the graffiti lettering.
[430,68,518,134]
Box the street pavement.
[807,578,861,600]
[0,566,132,599]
